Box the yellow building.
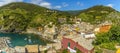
[25,45,38,53]
[116,48,120,53]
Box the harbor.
[0,33,46,47]
[0,33,47,53]
[0,37,10,50]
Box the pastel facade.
[61,35,94,53]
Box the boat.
[6,39,11,44]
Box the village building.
[26,28,42,35]
[99,25,111,32]
[59,21,94,38]
[94,21,112,34]
[58,18,66,23]
[39,45,50,52]
[59,24,72,36]
[81,32,96,39]
[47,49,56,53]
[73,16,81,24]
[25,45,39,53]
[94,27,100,33]
[43,22,58,40]
[0,37,10,50]
[37,27,43,32]
[94,25,111,33]
[15,46,26,53]
[47,40,61,50]
[61,34,94,53]
[78,22,94,32]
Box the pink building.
[61,35,94,53]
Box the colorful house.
[116,48,120,53]
[37,27,43,32]
[15,46,26,53]
[94,25,111,33]
[83,33,95,39]
[99,25,111,32]
[61,35,94,53]
[25,45,39,53]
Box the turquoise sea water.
[0,33,46,47]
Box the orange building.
[99,25,111,33]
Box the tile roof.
[64,34,94,50]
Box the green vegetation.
[106,12,120,25]
[62,49,69,53]
[0,2,120,53]
[93,25,120,50]
[76,48,82,53]
[44,50,48,53]
[64,10,81,16]
[0,2,120,34]
[77,5,117,24]
[0,2,71,33]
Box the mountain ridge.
[0,2,119,33]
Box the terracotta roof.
[64,34,94,50]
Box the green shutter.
[68,42,70,47]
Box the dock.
[0,37,10,49]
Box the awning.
[67,47,76,53]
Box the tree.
[93,25,120,50]
[62,49,68,53]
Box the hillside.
[77,5,120,24]
[0,2,119,33]
[0,2,70,33]
[64,10,82,16]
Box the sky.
[0,0,120,11]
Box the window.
[74,47,76,50]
